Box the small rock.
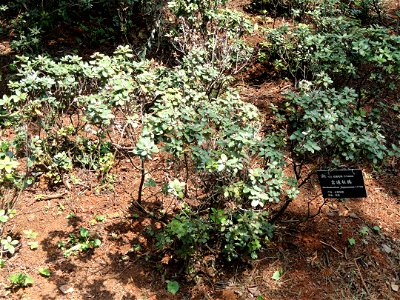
[382,244,392,254]
[248,286,261,296]
[391,282,399,292]
[59,284,74,294]
[327,211,336,217]
[349,213,358,219]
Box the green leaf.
[8,273,33,287]
[28,241,39,250]
[80,227,89,238]
[66,213,76,219]
[166,179,185,199]
[23,229,38,239]
[272,270,282,281]
[372,225,381,232]
[7,209,16,218]
[359,226,369,236]
[348,237,356,246]
[38,268,51,277]
[93,239,102,247]
[8,273,21,285]
[0,156,19,173]
[23,274,34,286]
[58,203,65,211]
[144,178,157,188]
[0,210,8,223]
[166,280,180,295]
[1,236,18,254]
[359,109,367,117]
[95,215,106,222]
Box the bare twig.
[130,200,166,224]
[320,240,343,255]
[354,258,371,297]
[269,196,292,223]
[304,197,328,221]
[34,192,67,201]
[137,159,146,204]
[298,170,317,188]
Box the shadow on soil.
[39,204,178,299]
[36,183,400,300]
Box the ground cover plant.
[0,0,164,53]
[0,0,399,298]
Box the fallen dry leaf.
[391,282,399,292]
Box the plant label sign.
[317,169,367,198]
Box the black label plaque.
[317,169,367,198]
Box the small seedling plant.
[166,280,180,295]
[1,236,19,255]
[0,209,19,265]
[272,269,284,281]
[23,229,39,250]
[8,273,33,289]
[57,227,101,257]
[38,267,51,277]
[348,237,356,247]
